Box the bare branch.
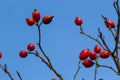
[98,64,120,75]
[94,66,97,80]
[0,64,14,80]
[98,28,111,52]
[79,25,105,49]
[109,28,116,40]
[36,22,54,70]
[34,21,64,80]
[28,50,63,80]
[73,61,81,80]
[113,0,119,15]
[101,15,107,21]
[16,71,22,80]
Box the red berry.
[100,50,110,58]
[26,18,35,26]
[105,20,115,28]
[82,59,94,68]
[75,17,83,25]
[27,43,35,51]
[32,9,40,22]
[89,51,97,60]
[79,49,90,60]
[19,50,28,58]
[42,15,54,24]
[94,45,101,53]
[51,78,57,80]
[0,51,2,58]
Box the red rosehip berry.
[82,59,94,68]
[75,17,83,25]
[19,50,28,58]
[100,50,110,58]
[105,20,115,28]
[79,49,90,60]
[27,43,35,51]
[94,45,101,53]
[26,18,35,26]
[32,9,40,22]
[51,78,57,80]
[42,15,54,24]
[0,51,2,58]
[89,51,97,60]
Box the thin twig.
[114,28,117,33]
[101,15,107,21]
[112,0,120,73]
[73,61,81,80]
[109,28,116,40]
[37,22,63,80]
[32,20,64,80]
[79,26,105,49]
[94,59,99,80]
[29,51,63,80]
[98,64,120,75]
[28,51,51,69]
[0,64,14,80]
[94,66,97,80]
[37,22,53,68]
[98,28,111,52]
[16,71,22,80]
[113,0,119,15]
[113,0,120,55]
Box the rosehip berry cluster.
[26,9,54,26]
[19,43,35,58]
[79,45,110,68]
[26,9,40,26]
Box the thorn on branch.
[35,51,39,57]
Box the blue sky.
[0,0,120,80]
